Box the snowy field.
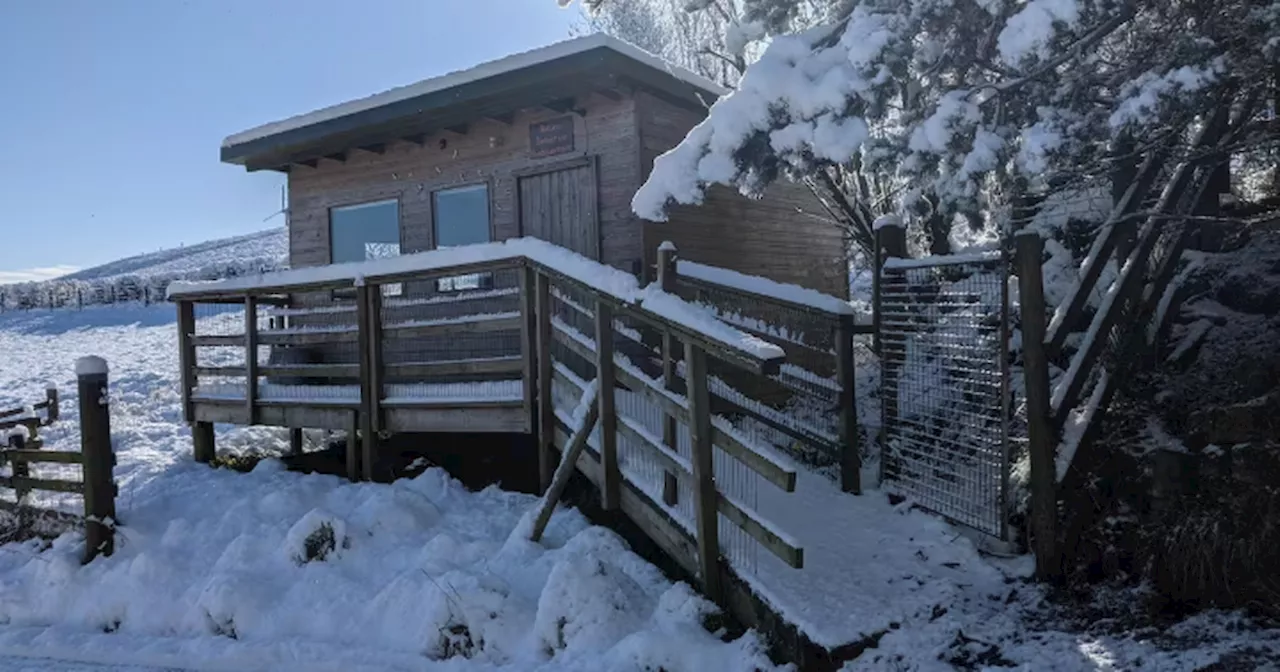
[1,303,1279,671]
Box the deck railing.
[168,239,861,603]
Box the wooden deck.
[169,241,871,631]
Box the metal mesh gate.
[879,252,1011,539]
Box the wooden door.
[518,159,599,259]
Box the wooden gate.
[517,158,599,259]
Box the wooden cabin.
[220,34,848,297]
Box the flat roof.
[221,34,727,172]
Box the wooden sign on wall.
[529,116,575,158]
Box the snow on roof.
[222,33,728,150]
[168,237,784,362]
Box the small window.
[433,184,491,291]
[330,199,401,296]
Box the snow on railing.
[677,260,856,316]
[170,237,784,363]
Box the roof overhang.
[221,35,726,173]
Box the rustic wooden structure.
[169,239,870,612]
[219,34,847,299]
[0,359,118,563]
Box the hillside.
[0,228,287,310]
[62,228,287,283]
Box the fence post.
[657,242,680,507]
[355,282,379,482]
[177,301,196,424]
[534,271,555,493]
[520,266,538,440]
[244,295,259,425]
[873,218,907,355]
[835,313,860,494]
[45,386,59,423]
[1014,232,1062,583]
[685,342,722,604]
[9,434,30,504]
[76,356,116,564]
[595,300,621,511]
[875,220,907,486]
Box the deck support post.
[77,356,116,564]
[595,300,620,511]
[657,243,679,507]
[289,428,304,456]
[835,313,860,494]
[1015,232,1061,583]
[192,421,215,464]
[685,342,722,604]
[534,271,555,493]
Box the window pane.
[434,184,490,247]
[330,200,399,264]
[434,184,490,291]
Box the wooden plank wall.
[287,93,644,288]
[634,91,849,298]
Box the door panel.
[518,160,599,260]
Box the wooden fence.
[1015,102,1244,579]
[0,358,118,563]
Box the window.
[330,199,401,295]
[433,184,491,291]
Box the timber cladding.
[286,86,847,301]
[634,91,849,298]
[287,92,641,275]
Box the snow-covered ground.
[2,304,1279,671]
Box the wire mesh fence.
[879,253,1011,539]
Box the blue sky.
[0,0,580,281]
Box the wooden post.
[534,272,555,493]
[346,411,360,482]
[1014,232,1061,583]
[520,266,538,436]
[873,221,907,354]
[177,301,196,423]
[76,356,116,563]
[192,421,215,464]
[367,285,386,445]
[45,386,59,423]
[835,313,860,494]
[595,300,620,510]
[355,283,379,482]
[529,389,600,542]
[289,428,304,456]
[244,295,259,425]
[657,243,679,507]
[875,222,907,484]
[685,342,722,603]
[9,434,30,504]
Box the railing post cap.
[658,241,677,253]
[75,356,109,377]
